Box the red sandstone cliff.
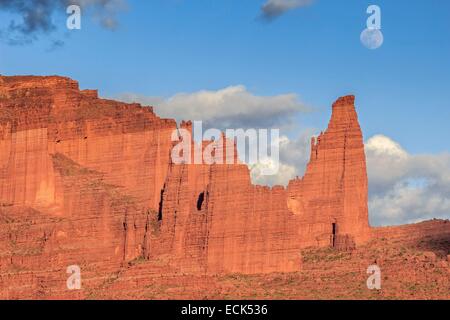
[0,76,176,298]
[1,75,447,299]
[287,95,370,248]
[153,95,370,274]
[0,75,369,291]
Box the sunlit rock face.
[0,75,374,298]
[157,95,371,274]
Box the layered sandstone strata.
[0,76,175,211]
[155,96,370,273]
[0,76,176,298]
[1,75,375,297]
[287,95,370,248]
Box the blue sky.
[1,0,449,225]
[1,0,449,153]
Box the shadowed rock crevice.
[197,192,205,211]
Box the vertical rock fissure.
[197,192,205,211]
[142,209,151,258]
[203,168,214,273]
[122,208,128,262]
[157,186,165,221]
[341,127,349,187]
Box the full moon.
[360,28,384,50]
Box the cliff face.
[155,95,370,273]
[287,95,370,248]
[0,75,373,297]
[0,76,175,211]
[0,76,176,298]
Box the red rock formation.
[3,75,442,299]
[0,76,175,211]
[155,95,370,273]
[0,76,175,298]
[287,95,370,248]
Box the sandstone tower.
[287,95,370,249]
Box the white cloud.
[117,85,309,130]
[116,86,313,186]
[251,130,315,186]
[365,134,408,159]
[366,135,450,226]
